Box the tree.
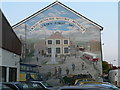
[102,61,112,74]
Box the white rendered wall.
[109,69,120,86]
[0,48,20,81]
[0,48,2,66]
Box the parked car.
[79,83,120,90]
[31,81,59,90]
[3,81,48,90]
[74,78,95,85]
[58,86,117,90]
[0,83,13,90]
[75,81,106,86]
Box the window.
[48,48,51,53]
[20,66,24,71]
[48,40,52,44]
[56,48,60,53]
[64,40,68,44]
[32,83,42,88]
[0,66,6,82]
[9,68,17,82]
[56,40,60,44]
[64,47,68,53]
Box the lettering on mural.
[38,22,74,28]
[30,17,86,32]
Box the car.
[0,83,14,90]
[58,86,117,90]
[2,82,19,90]
[79,83,120,90]
[75,81,106,86]
[3,81,48,90]
[31,81,59,90]
[74,78,95,85]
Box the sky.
[0,0,118,66]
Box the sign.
[30,17,86,32]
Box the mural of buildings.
[89,40,101,52]
[46,31,70,56]
[34,40,46,56]
[34,32,78,57]
[12,1,103,80]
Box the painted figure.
[72,63,75,71]
[54,67,58,78]
[66,67,69,75]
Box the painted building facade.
[12,1,103,80]
[46,32,70,56]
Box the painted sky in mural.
[14,3,101,43]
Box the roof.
[0,10,21,55]
[47,31,66,39]
[12,1,103,30]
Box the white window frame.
[55,39,61,45]
[63,39,69,45]
[56,47,61,54]
[47,39,53,45]
[64,47,69,53]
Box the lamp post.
[24,24,27,62]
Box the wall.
[12,2,103,80]
[1,11,21,55]
[109,69,120,86]
[0,48,20,82]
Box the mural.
[13,1,103,81]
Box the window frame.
[48,48,51,54]
[56,47,61,53]
[64,40,68,45]
[56,40,61,45]
[64,47,69,53]
[47,40,52,44]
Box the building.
[12,1,103,79]
[0,10,21,82]
[34,32,76,57]
[34,40,46,56]
[46,32,70,56]
[109,69,120,86]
